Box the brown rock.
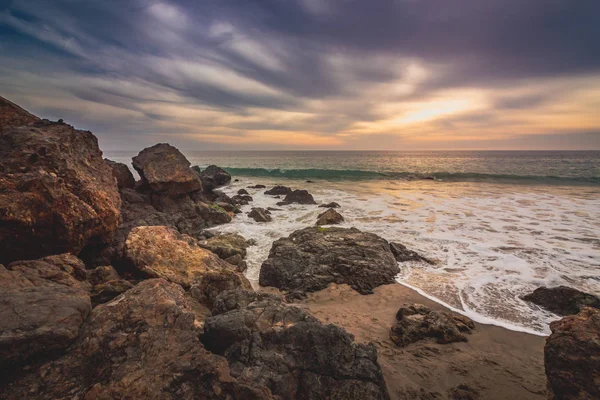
[199,165,231,192]
[316,208,344,225]
[104,158,135,189]
[248,207,272,222]
[198,233,249,261]
[319,201,341,208]
[264,185,292,195]
[0,95,39,130]
[276,189,317,205]
[522,285,600,316]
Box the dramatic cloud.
[1,0,599,150]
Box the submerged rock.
[319,201,341,208]
[237,188,249,195]
[389,304,475,347]
[199,165,232,192]
[248,207,272,222]
[104,158,135,189]
[316,208,344,225]
[521,286,600,316]
[259,227,399,296]
[0,118,121,264]
[276,189,317,206]
[545,307,600,400]
[248,184,266,189]
[202,288,391,400]
[390,242,433,264]
[264,185,292,196]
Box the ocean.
[106,150,600,335]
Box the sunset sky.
[1,0,599,150]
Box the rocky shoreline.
[1,96,598,399]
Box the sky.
[1,0,599,151]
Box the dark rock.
[237,189,249,195]
[545,307,600,400]
[248,184,266,189]
[104,158,135,189]
[120,187,146,203]
[276,189,317,206]
[0,95,40,129]
[319,202,341,208]
[259,227,399,295]
[202,288,391,400]
[5,254,91,292]
[0,116,121,264]
[198,234,250,271]
[316,208,344,225]
[199,165,232,192]
[248,207,272,223]
[232,194,253,205]
[132,143,202,197]
[521,286,600,316]
[91,279,133,306]
[267,207,282,211]
[389,304,475,347]
[449,384,480,400]
[390,242,433,264]
[264,185,292,196]
[305,180,315,183]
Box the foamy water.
[212,178,600,335]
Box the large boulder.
[389,304,475,347]
[2,279,271,400]
[264,185,292,196]
[277,189,317,206]
[0,95,39,129]
[259,227,400,296]
[545,307,600,400]
[0,119,122,264]
[104,158,135,189]
[522,286,600,316]
[316,208,344,225]
[199,165,231,192]
[132,143,202,197]
[198,233,250,261]
[202,289,391,400]
[248,207,272,222]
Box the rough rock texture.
[203,289,391,400]
[389,304,475,347]
[522,286,600,316]
[198,234,250,271]
[316,208,344,225]
[2,279,271,400]
[199,165,232,192]
[132,143,202,196]
[545,307,600,400]
[248,207,272,222]
[87,265,133,306]
[390,242,433,264]
[232,194,253,205]
[104,158,135,189]
[259,227,399,296]
[0,95,40,129]
[319,202,341,208]
[277,189,317,206]
[0,119,122,264]
[264,185,292,196]
[125,226,250,303]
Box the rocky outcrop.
[259,227,399,296]
[522,286,600,316]
[316,208,344,225]
[202,289,391,400]
[199,233,250,271]
[319,202,341,208]
[199,165,232,192]
[104,158,135,189]
[0,96,40,129]
[0,119,121,264]
[132,143,202,196]
[389,304,475,347]
[87,265,133,306]
[264,185,292,196]
[248,207,272,222]
[2,279,271,400]
[545,307,600,400]
[390,242,433,264]
[277,189,317,206]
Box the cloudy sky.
[1,0,599,150]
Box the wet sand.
[296,283,547,400]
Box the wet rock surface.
[104,158,135,189]
[390,242,433,264]
[316,208,344,225]
[200,165,232,192]
[545,307,600,400]
[248,207,272,222]
[390,304,475,347]
[319,201,341,208]
[264,185,292,196]
[259,227,400,296]
[276,189,317,205]
[522,285,600,316]
[202,288,391,400]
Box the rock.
[449,384,480,400]
[2,279,271,399]
[237,189,249,195]
[305,180,315,183]
[198,234,250,271]
[390,242,433,264]
[259,227,399,295]
[199,165,232,192]
[319,202,341,208]
[264,185,292,196]
[545,307,600,400]
[389,304,475,347]
[248,184,266,189]
[0,95,40,129]
[232,194,253,205]
[0,118,121,264]
[248,207,272,223]
[276,189,317,206]
[521,286,600,316]
[132,143,202,197]
[104,158,135,189]
[316,208,344,225]
[91,279,134,306]
[86,265,120,286]
[202,288,391,400]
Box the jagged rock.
[390,242,433,264]
[202,288,391,400]
[319,202,341,208]
[232,194,253,205]
[132,143,202,197]
[248,184,266,189]
[0,116,121,264]
[545,307,600,400]
[264,185,292,196]
[0,95,40,129]
[316,208,344,225]
[237,189,249,195]
[522,286,600,316]
[198,234,250,271]
[248,207,272,223]
[104,158,135,189]
[389,304,475,347]
[259,227,399,295]
[198,165,231,192]
[2,279,271,400]
[86,265,133,305]
[276,189,317,206]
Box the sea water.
[106,150,600,335]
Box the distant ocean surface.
[106,150,600,334]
